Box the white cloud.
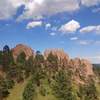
[70,37,78,41]
[49,32,56,36]
[59,20,80,33]
[78,40,92,45]
[83,55,100,63]
[0,0,25,20]
[17,0,80,21]
[92,7,100,13]
[45,23,51,29]
[95,41,100,44]
[80,25,100,34]
[26,21,42,29]
[0,0,100,20]
[81,0,100,7]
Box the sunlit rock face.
[12,45,94,84]
[44,48,69,61]
[44,49,94,80]
[69,58,94,84]
[81,59,94,76]
[12,44,34,60]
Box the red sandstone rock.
[12,44,34,60]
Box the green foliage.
[23,77,36,100]
[17,52,26,67]
[79,79,99,100]
[47,52,58,67]
[0,51,3,65]
[25,56,34,78]
[0,78,10,99]
[4,79,15,89]
[52,69,78,100]
[16,52,27,82]
[46,52,58,77]
[2,50,14,72]
[39,85,47,96]
[3,45,10,53]
[34,51,44,64]
[0,45,99,100]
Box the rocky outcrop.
[44,49,94,84]
[44,48,69,61]
[12,45,94,84]
[12,44,34,60]
[81,59,94,76]
[69,58,94,84]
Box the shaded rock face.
[44,48,69,61]
[12,44,34,60]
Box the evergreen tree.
[23,76,36,100]
[32,51,46,86]
[3,45,10,53]
[17,52,26,67]
[79,79,99,100]
[2,45,14,72]
[25,56,34,78]
[0,77,10,99]
[16,52,26,81]
[52,69,78,100]
[34,51,44,64]
[0,51,3,65]
[47,52,58,67]
[46,52,58,78]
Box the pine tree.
[23,77,36,100]
[79,79,99,100]
[52,69,78,100]
[25,56,34,78]
[2,45,14,72]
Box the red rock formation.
[44,48,69,61]
[44,49,94,84]
[81,59,94,76]
[12,45,94,84]
[69,58,94,84]
[12,44,34,60]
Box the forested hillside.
[0,44,100,100]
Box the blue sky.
[0,0,100,63]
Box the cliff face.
[12,45,94,84]
[12,44,34,60]
[44,49,94,84]
[44,48,69,61]
[69,58,94,84]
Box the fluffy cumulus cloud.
[80,25,100,34]
[59,20,80,33]
[17,0,80,21]
[26,21,42,29]
[0,0,25,20]
[0,0,100,20]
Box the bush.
[39,85,47,96]
[23,78,36,100]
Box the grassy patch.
[7,79,29,100]
[7,78,57,100]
